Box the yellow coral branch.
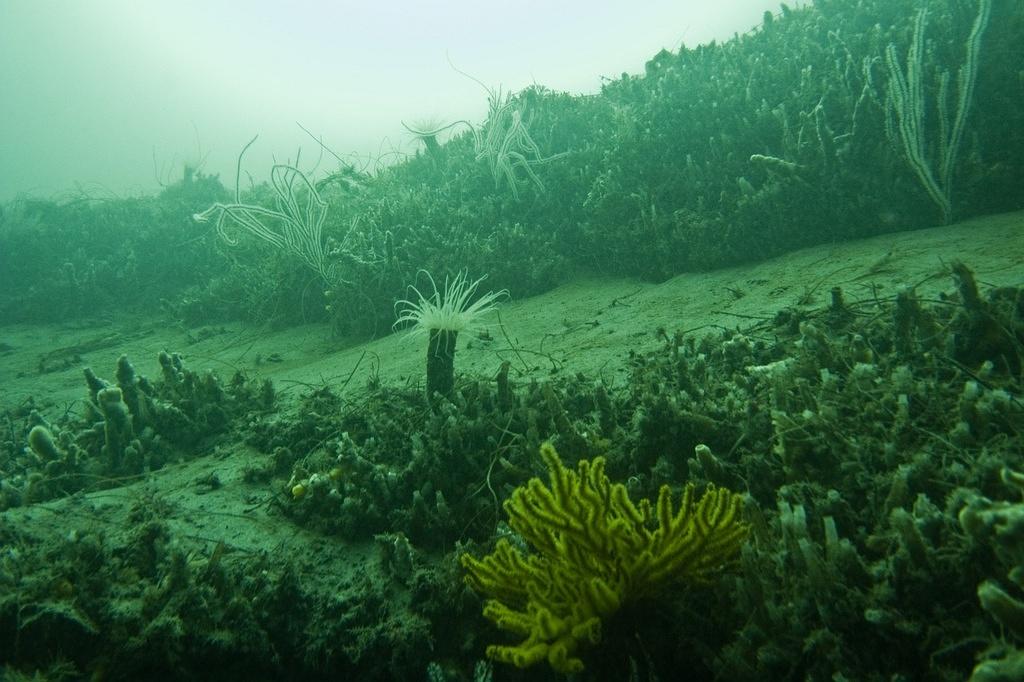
[461,442,749,673]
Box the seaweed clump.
[0,352,274,509]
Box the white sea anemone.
[394,270,508,336]
[394,270,508,404]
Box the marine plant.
[193,135,372,286]
[406,59,569,199]
[470,85,569,199]
[393,270,507,404]
[884,0,992,223]
[461,442,748,673]
[959,467,1024,680]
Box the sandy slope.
[2,214,1021,547]
[3,210,1023,419]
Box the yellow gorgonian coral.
[461,442,748,674]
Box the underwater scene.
[1,0,1023,679]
